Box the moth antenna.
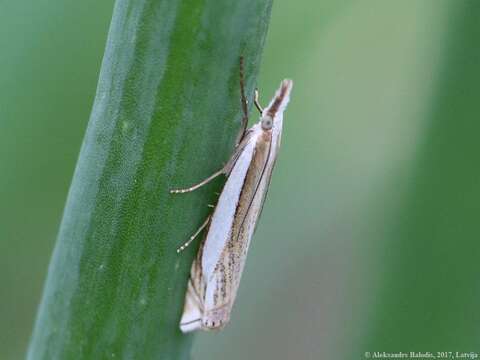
[254,88,264,113]
[239,56,249,123]
[236,56,249,146]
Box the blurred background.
[2,0,480,359]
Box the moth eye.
[261,115,273,130]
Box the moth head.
[261,115,273,130]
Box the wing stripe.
[234,137,273,243]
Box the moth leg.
[254,88,264,114]
[177,214,212,253]
[235,56,249,147]
[170,169,224,194]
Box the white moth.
[171,71,293,332]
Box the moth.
[171,61,292,332]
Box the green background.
[2,0,480,359]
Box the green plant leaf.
[27,0,272,358]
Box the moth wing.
[202,134,259,279]
[180,133,259,332]
[179,280,203,332]
[201,187,267,330]
[202,127,282,329]
[180,241,206,332]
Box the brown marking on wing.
[188,230,208,304]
